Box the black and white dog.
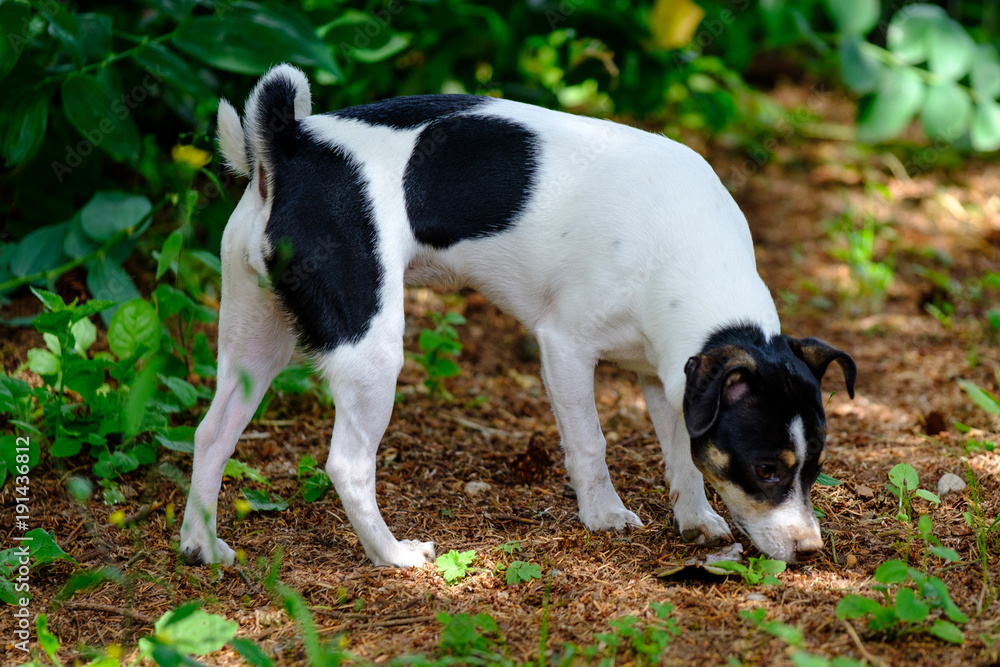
[180,65,856,568]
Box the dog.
[179,64,856,568]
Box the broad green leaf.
[858,67,925,143]
[888,463,919,493]
[874,559,909,584]
[929,619,964,644]
[972,100,1000,151]
[919,83,971,141]
[823,0,878,36]
[61,74,140,162]
[957,379,1000,415]
[27,348,60,376]
[172,3,341,79]
[80,191,152,242]
[154,607,238,655]
[838,36,881,94]
[0,85,50,167]
[894,587,930,622]
[926,18,975,81]
[157,229,184,280]
[133,43,215,100]
[886,4,948,65]
[10,222,68,279]
[242,488,288,512]
[971,45,1000,101]
[107,298,160,359]
[436,549,475,584]
[0,2,31,81]
[71,317,97,355]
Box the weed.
[436,549,476,584]
[713,555,786,587]
[413,311,466,400]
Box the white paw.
[373,539,436,568]
[672,497,732,546]
[580,505,644,531]
[181,536,236,565]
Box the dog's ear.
[787,337,857,399]
[683,354,752,439]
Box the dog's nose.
[792,536,823,561]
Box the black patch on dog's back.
[404,115,537,249]
[329,94,490,130]
[265,134,382,352]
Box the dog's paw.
[581,506,644,532]
[374,539,436,568]
[180,537,237,566]
[672,501,732,547]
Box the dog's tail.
[217,64,311,194]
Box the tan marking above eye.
[779,450,797,468]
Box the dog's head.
[682,325,856,563]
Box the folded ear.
[683,355,752,439]
[787,337,857,399]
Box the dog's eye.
[752,463,780,484]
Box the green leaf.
[886,4,948,65]
[107,298,160,359]
[172,2,341,79]
[894,586,930,622]
[154,607,239,656]
[132,43,215,100]
[838,36,881,94]
[971,44,1000,101]
[926,17,975,82]
[225,459,269,485]
[0,2,31,81]
[957,379,1000,415]
[928,619,964,644]
[919,83,972,141]
[80,191,153,242]
[835,594,882,620]
[10,222,69,279]
[857,68,924,143]
[37,614,59,658]
[27,348,60,376]
[505,560,542,585]
[156,229,184,280]
[436,549,475,584]
[61,74,141,162]
[874,559,909,584]
[242,488,288,512]
[815,472,843,486]
[0,87,51,167]
[823,0,878,36]
[888,463,919,494]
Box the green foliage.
[436,549,476,584]
[415,311,466,400]
[836,559,968,644]
[712,555,786,587]
[504,560,541,586]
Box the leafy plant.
[414,311,466,400]
[436,549,476,585]
[836,559,968,644]
[504,560,541,586]
[712,555,786,587]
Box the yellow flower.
[171,144,212,169]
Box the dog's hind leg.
[536,328,643,531]
[180,262,294,565]
[639,374,731,546]
[318,308,435,567]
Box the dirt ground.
[2,84,1000,666]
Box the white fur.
[181,65,784,568]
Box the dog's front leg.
[536,328,643,531]
[639,374,731,545]
[319,330,435,567]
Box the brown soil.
[2,84,999,666]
